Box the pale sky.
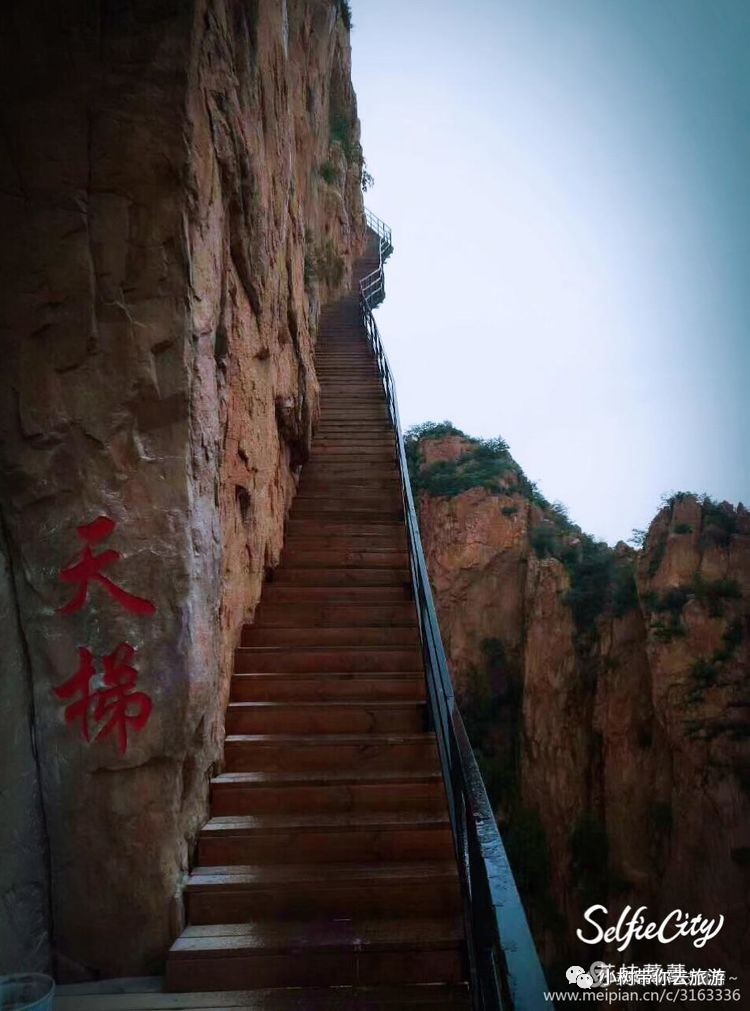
[351,0,749,544]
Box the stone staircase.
[165,252,470,1007]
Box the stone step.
[242,626,420,648]
[184,861,461,924]
[317,354,375,360]
[235,645,422,673]
[313,420,394,428]
[225,700,425,735]
[210,769,445,816]
[301,457,400,469]
[260,582,408,594]
[293,494,402,510]
[252,601,415,627]
[317,368,378,374]
[167,919,466,993]
[298,466,400,481]
[284,530,406,548]
[230,672,425,703]
[196,811,452,865]
[223,734,438,773]
[317,381,384,390]
[261,584,412,603]
[311,431,394,440]
[308,436,394,446]
[60,982,472,1010]
[284,519,404,535]
[290,508,404,523]
[312,432,393,443]
[279,548,409,568]
[300,471,398,483]
[307,449,397,460]
[319,393,386,403]
[318,412,390,422]
[316,375,381,383]
[270,567,410,586]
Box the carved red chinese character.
[58,516,156,616]
[93,643,153,755]
[53,643,153,756]
[53,646,97,742]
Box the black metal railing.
[359,209,393,307]
[359,212,554,1011]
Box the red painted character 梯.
[54,643,153,755]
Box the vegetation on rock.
[319,160,338,185]
[304,232,346,291]
[405,421,549,504]
[338,0,353,30]
[407,422,640,638]
[407,421,748,982]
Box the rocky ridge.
[407,423,749,982]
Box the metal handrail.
[359,210,393,308]
[358,211,554,1011]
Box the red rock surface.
[412,434,750,979]
[0,0,363,978]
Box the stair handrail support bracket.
[358,210,554,1011]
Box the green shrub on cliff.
[690,574,742,617]
[319,160,338,185]
[646,529,668,577]
[701,501,738,548]
[687,620,744,703]
[530,525,557,558]
[330,111,357,162]
[661,492,738,548]
[645,586,689,640]
[611,560,638,616]
[405,424,539,501]
[338,0,352,30]
[563,538,615,633]
[406,420,466,442]
[407,421,643,639]
[406,443,516,499]
[421,453,516,498]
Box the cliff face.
[410,426,749,979]
[0,0,363,978]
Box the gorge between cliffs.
[407,422,749,985]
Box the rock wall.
[0,0,364,977]
[410,429,749,980]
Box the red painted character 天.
[54,643,153,755]
[58,516,156,616]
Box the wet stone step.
[210,769,446,816]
